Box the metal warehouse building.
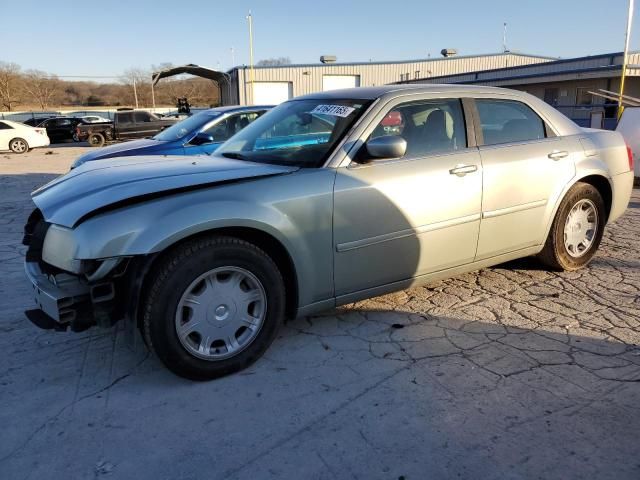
[220,53,553,105]
[397,51,640,129]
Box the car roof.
[205,105,274,114]
[295,84,513,101]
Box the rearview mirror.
[365,135,407,160]
[190,132,215,146]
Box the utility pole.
[151,74,156,110]
[503,22,508,53]
[246,10,255,104]
[619,0,635,119]
[133,77,139,108]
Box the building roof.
[399,51,635,86]
[228,52,555,72]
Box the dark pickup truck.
[76,109,176,147]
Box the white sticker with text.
[310,104,356,117]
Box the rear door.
[473,98,578,259]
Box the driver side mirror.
[190,132,215,146]
[364,135,407,161]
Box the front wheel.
[538,182,606,271]
[142,236,286,380]
[9,138,28,153]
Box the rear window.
[476,99,545,145]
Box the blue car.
[71,105,272,168]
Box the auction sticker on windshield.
[311,105,356,117]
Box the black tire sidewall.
[88,133,104,147]
[551,183,606,270]
[144,238,285,380]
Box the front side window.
[217,99,371,167]
[134,112,152,123]
[366,98,467,158]
[476,99,545,145]
[153,111,222,142]
[204,112,262,142]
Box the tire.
[142,235,286,380]
[538,182,606,271]
[87,133,105,147]
[9,138,28,154]
[72,133,80,142]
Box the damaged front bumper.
[24,258,132,332]
[24,261,93,331]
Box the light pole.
[619,0,635,119]
[246,10,255,104]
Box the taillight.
[627,144,634,171]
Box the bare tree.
[0,62,23,111]
[23,70,61,110]
[256,57,291,66]
[120,68,152,107]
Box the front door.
[333,97,482,296]
[473,98,577,259]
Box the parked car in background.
[22,85,634,380]
[23,117,53,127]
[71,105,271,168]
[615,106,640,179]
[79,115,111,124]
[75,109,176,147]
[0,120,49,153]
[37,117,87,143]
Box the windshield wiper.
[220,152,249,160]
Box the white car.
[0,120,50,153]
[80,115,111,123]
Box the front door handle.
[548,150,569,160]
[449,164,478,176]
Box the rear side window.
[0,122,12,130]
[476,99,545,145]
[118,113,134,123]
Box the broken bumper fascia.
[24,261,93,331]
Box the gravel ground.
[1,146,639,480]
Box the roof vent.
[320,55,337,64]
[440,48,458,58]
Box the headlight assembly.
[42,224,84,273]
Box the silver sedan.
[23,85,634,379]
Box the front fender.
[72,169,336,307]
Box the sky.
[2,0,639,80]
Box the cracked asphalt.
[1,146,639,480]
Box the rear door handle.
[449,164,478,176]
[548,150,569,160]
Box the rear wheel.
[142,235,286,380]
[9,138,28,154]
[87,133,105,147]
[538,182,606,271]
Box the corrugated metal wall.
[223,53,552,105]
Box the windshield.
[216,99,371,167]
[153,110,222,141]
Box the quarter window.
[476,99,546,145]
[367,99,467,158]
[0,122,12,130]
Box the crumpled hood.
[73,138,166,165]
[33,155,298,227]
